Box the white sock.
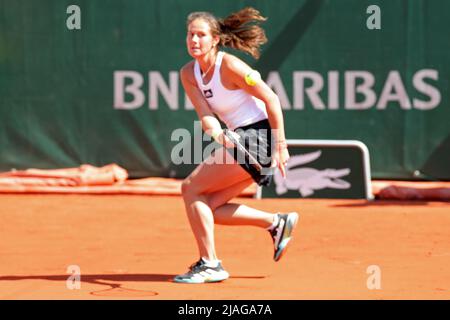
[266,214,279,231]
[202,257,220,268]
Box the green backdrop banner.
[1,0,448,179]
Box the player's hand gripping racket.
[223,129,263,172]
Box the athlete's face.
[186,19,219,58]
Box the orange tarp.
[0,164,449,200]
[0,164,256,197]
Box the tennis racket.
[223,129,263,172]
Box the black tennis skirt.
[225,118,274,187]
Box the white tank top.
[193,51,268,130]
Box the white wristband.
[210,128,222,141]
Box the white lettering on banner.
[293,71,326,110]
[345,71,377,110]
[377,71,411,109]
[112,69,440,111]
[328,71,339,110]
[149,71,178,110]
[114,71,145,109]
[413,69,441,110]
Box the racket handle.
[224,129,263,172]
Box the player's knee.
[181,179,190,197]
[189,198,210,213]
[181,178,201,200]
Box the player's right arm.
[180,62,232,147]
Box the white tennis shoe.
[173,258,229,284]
[270,212,299,261]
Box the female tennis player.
[174,7,299,284]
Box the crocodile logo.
[274,150,351,197]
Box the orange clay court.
[1,194,449,300]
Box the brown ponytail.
[186,7,268,59]
[218,7,267,59]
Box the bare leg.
[214,204,274,228]
[183,196,217,260]
[181,147,251,261]
[208,178,276,228]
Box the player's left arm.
[222,54,289,177]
